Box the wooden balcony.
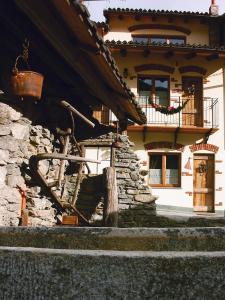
[93,97,219,134]
[128,96,219,134]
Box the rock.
[134,194,157,203]
[11,123,29,140]
[130,171,139,181]
[0,103,21,125]
[116,173,130,179]
[0,166,7,187]
[0,149,9,165]
[6,165,21,175]
[7,175,25,188]
[41,138,51,146]
[30,136,41,145]
[0,136,19,152]
[0,125,11,136]
[126,189,139,195]
[39,160,50,175]
[115,162,130,168]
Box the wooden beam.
[103,167,118,227]
[143,49,150,57]
[135,15,141,21]
[168,17,174,23]
[165,51,174,58]
[120,48,127,57]
[14,0,126,121]
[207,53,219,61]
[185,52,197,60]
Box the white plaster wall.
[105,16,209,45]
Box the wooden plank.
[103,167,118,227]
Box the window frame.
[148,152,181,188]
[137,75,171,106]
[132,34,186,45]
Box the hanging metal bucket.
[11,71,44,99]
[10,54,44,100]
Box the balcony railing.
[137,96,219,128]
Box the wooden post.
[103,167,118,227]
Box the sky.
[85,0,225,21]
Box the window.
[138,76,170,106]
[132,35,185,45]
[149,153,181,187]
[85,147,111,174]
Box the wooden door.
[193,154,214,212]
[182,77,203,127]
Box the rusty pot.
[11,70,44,100]
[11,53,44,100]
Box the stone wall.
[76,133,157,227]
[0,100,57,226]
[0,98,156,227]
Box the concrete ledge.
[1,246,225,299]
[1,226,225,251]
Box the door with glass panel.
[182,77,203,126]
[138,76,170,106]
[138,76,170,123]
[149,153,181,187]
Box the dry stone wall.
[0,101,57,226]
[76,133,157,227]
[0,99,156,227]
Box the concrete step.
[0,246,225,299]
[1,226,225,251]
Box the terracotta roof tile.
[73,3,147,124]
[104,8,211,18]
[106,40,225,52]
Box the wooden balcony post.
[103,167,118,227]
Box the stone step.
[0,246,225,299]
[1,227,225,251]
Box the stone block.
[116,173,130,179]
[0,136,19,152]
[0,103,21,125]
[0,166,7,187]
[126,189,139,195]
[11,123,29,140]
[0,125,11,136]
[7,175,25,188]
[134,194,156,203]
[0,149,9,165]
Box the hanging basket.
[10,47,44,100]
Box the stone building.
[97,0,225,215]
[0,0,155,227]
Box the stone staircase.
[1,226,225,299]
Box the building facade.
[98,1,225,214]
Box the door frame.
[193,153,215,212]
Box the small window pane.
[133,36,148,43]
[149,155,162,184]
[166,155,179,185]
[155,78,169,106]
[169,38,185,45]
[138,78,153,105]
[150,37,167,43]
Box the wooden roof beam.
[185,52,197,60]
[207,53,219,61]
[165,50,174,58]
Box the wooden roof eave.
[13,0,133,123]
[108,44,225,58]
